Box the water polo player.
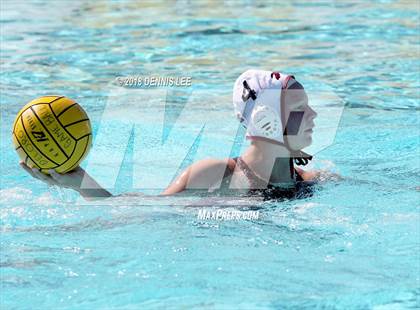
[21,69,325,200]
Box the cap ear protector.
[250,105,281,139]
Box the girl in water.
[21,69,323,200]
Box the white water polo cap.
[232,69,295,144]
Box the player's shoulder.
[295,167,313,181]
[190,157,235,172]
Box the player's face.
[282,88,317,151]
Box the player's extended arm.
[20,162,112,200]
[21,158,231,199]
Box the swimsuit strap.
[219,157,239,190]
[221,157,303,191]
[235,157,269,189]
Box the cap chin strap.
[274,139,313,181]
[291,150,312,180]
[291,149,313,166]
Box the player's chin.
[295,135,312,149]
[287,137,310,151]
[303,137,312,148]
[303,131,313,143]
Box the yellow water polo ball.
[12,96,92,174]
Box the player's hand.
[20,161,85,190]
[19,161,112,200]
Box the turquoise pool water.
[1,1,419,309]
